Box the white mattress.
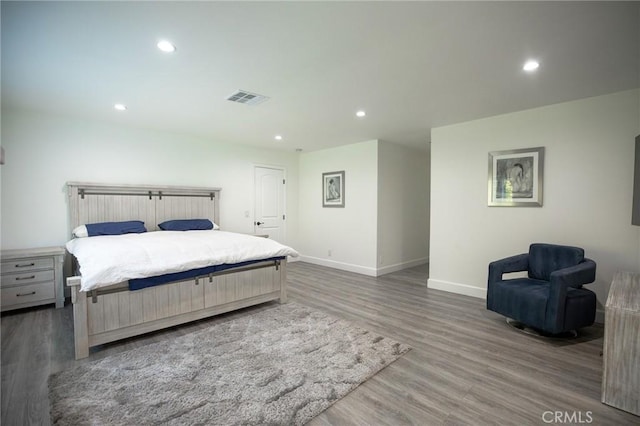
[66,230,299,292]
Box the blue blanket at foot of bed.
[128,257,285,291]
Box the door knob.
[255,221,263,226]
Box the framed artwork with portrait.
[322,171,345,208]
[488,147,544,207]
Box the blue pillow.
[158,219,214,231]
[85,220,147,237]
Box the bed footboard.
[68,259,287,359]
[68,276,89,359]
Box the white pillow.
[72,225,88,238]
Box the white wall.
[429,90,640,316]
[298,139,430,276]
[1,109,299,250]
[298,140,379,275]
[377,141,430,274]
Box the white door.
[254,166,285,243]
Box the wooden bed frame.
[66,182,287,359]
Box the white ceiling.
[2,1,639,152]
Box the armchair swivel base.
[506,318,578,339]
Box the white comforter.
[66,230,299,292]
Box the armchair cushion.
[528,243,584,281]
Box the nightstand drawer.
[1,282,55,307]
[1,270,55,288]
[1,258,54,273]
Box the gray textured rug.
[49,302,410,425]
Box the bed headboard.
[67,182,221,235]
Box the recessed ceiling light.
[114,103,127,111]
[157,40,176,53]
[274,135,283,141]
[356,110,366,118]
[523,60,540,72]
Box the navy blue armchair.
[487,243,597,335]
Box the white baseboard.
[299,256,429,277]
[427,278,486,299]
[299,256,378,276]
[377,258,429,276]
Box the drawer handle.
[15,263,35,268]
[16,291,36,297]
[15,275,36,281]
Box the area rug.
[49,302,410,425]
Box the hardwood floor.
[2,261,638,425]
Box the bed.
[66,182,297,359]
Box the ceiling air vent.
[226,90,269,106]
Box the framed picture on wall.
[488,147,544,207]
[322,171,345,208]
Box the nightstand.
[1,246,65,311]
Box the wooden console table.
[601,271,639,416]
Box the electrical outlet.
[244,210,250,218]
[328,249,332,257]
